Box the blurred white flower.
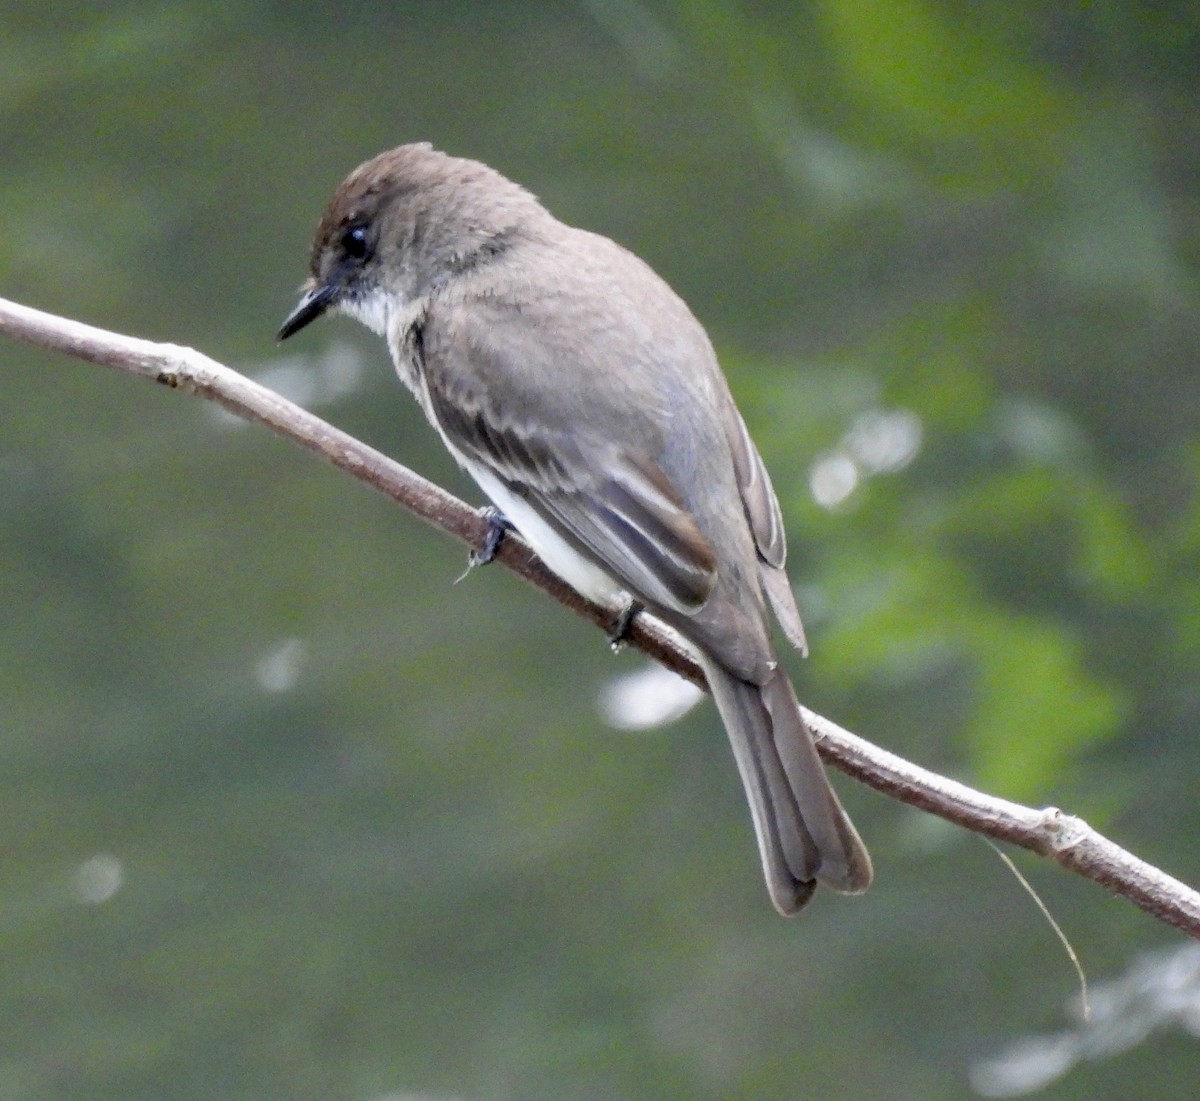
[598,664,705,731]
[809,451,859,509]
[73,853,124,905]
[255,637,306,694]
[844,407,923,474]
[971,943,1200,1096]
[809,406,923,510]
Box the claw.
[607,598,644,652]
[456,506,513,583]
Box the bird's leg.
[457,506,514,582]
[472,506,513,566]
[608,597,644,652]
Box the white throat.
[338,288,393,337]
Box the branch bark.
[3,294,1197,937]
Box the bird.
[278,143,871,914]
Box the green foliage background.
[2,2,1199,1099]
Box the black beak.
[277,281,339,341]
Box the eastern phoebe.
[279,143,871,913]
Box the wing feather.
[719,398,808,652]
[421,321,719,613]
[722,401,786,568]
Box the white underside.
[463,463,627,606]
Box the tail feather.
[703,657,872,915]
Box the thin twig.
[2,294,1198,938]
[983,838,1091,1021]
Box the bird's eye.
[341,225,370,260]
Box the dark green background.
[3,2,1199,1099]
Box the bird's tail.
[703,657,872,915]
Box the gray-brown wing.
[419,310,720,614]
[719,396,808,653]
[722,399,786,568]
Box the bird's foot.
[456,507,514,582]
[608,598,644,653]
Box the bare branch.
[3,294,1198,938]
